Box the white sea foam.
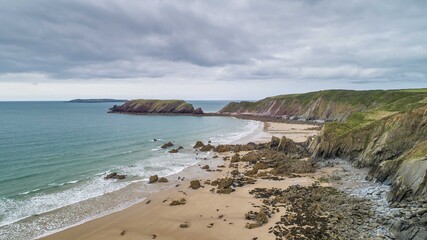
[0,117,262,239]
[209,120,262,145]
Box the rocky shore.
[109,99,204,115]
[42,119,426,240]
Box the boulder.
[231,153,240,163]
[193,141,205,148]
[104,172,126,180]
[149,175,159,183]
[189,180,202,189]
[158,177,169,183]
[202,165,210,170]
[161,141,174,149]
[200,144,215,152]
[169,149,178,153]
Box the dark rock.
[200,144,215,152]
[104,172,126,180]
[189,180,202,189]
[149,175,159,183]
[231,153,240,163]
[161,141,174,149]
[193,141,205,148]
[170,198,186,206]
[202,165,210,170]
[168,149,179,153]
[269,136,280,149]
[158,177,169,183]
[180,223,190,228]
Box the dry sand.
[41,122,321,240]
[236,122,320,144]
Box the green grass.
[267,89,427,111]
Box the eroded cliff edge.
[219,89,427,203]
[109,99,204,115]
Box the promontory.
[109,99,204,114]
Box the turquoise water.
[0,101,259,239]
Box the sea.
[0,101,261,240]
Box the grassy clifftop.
[109,99,203,114]
[220,89,427,122]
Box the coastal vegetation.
[219,88,427,205]
[109,99,204,114]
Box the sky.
[0,0,427,100]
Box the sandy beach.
[41,122,324,240]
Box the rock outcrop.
[109,99,204,114]
[310,104,427,202]
[220,89,427,203]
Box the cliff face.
[309,104,427,201]
[109,100,203,114]
[221,89,427,202]
[219,90,427,122]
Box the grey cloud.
[0,0,426,83]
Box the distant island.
[108,99,204,114]
[69,99,127,103]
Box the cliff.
[220,89,427,202]
[219,89,427,122]
[310,104,427,202]
[109,99,204,114]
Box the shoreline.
[108,111,325,125]
[40,121,321,240]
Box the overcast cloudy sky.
[0,0,426,100]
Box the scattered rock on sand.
[202,165,210,170]
[189,180,202,189]
[170,198,186,206]
[161,141,174,149]
[149,175,159,183]
[231,153,240,163]
[158,177,169,183]
[180,223,190,228]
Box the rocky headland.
[108,99,204,115]
[216,88,427,239]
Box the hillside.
[219,89,427,122]
[220,89,427,202]
[109,99,204,114]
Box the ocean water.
[0,101,260,239]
